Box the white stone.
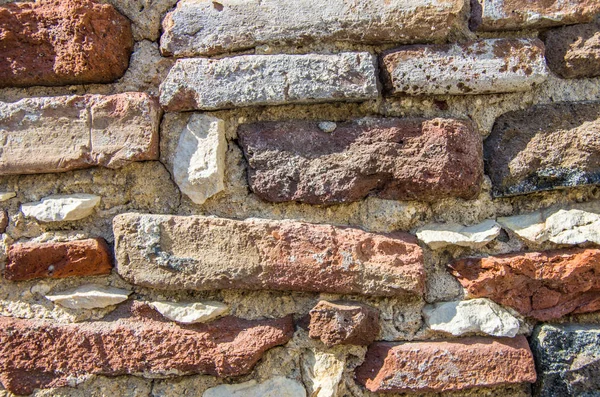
[150,300,229,323]
[45,284,131,310]
[415,219,501,249]
[0,192,16,202]
[21,194,101,222]
[318,122,337,133]
[203,377,306,397]
[301,350,344,397]
[423,298,520,337]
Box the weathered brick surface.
[0,93,161,176]
[160,0,468,57]
[449,248,600,321]
[543,22,600,79]
[355,336,536,393]
[5,238,113,281]
[159,53,379,111]
[309,301,379,347]
[238,118,483,204]
[471,0,600,31]
[113,213,425,297]
[382,39,547,96]
[0,0,133,87]
[484,102,600,197]
[0,302,294,395]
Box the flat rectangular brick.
[355,336,536,393]
[543,22,600,79]
[158,53,378,111]
[381,38,547,96]
[113,213,425,297]
[160,0,468,57]
[238,117,483,204]
[0,93,160,176]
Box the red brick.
[309,301,379,347]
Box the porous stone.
[0,211,7,234]
[0,191,15,201]
[0,0,133,87]
[113,213,425,297]
[0,93,161,175]
[173,114,226,205]
[21,194,101,222]
[543,22,600,79]
[159,53,378,112]
[484,101,600,197]
[160,0,468,57]
[416,219,501,250]
[202,377,306,397]
[355,336,536,393]
[45,284,131,310]
[150,301,229,324]
[238,117,483,205]
[308,301,379,347]
[382,38,547,96]
[449,248,600,321]
[301,350,345,397]
[0,303,294,395]
[423,298,520,337]
[5,238,112,281]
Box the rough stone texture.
[0,0,133,87]
[471,0,600,31]
[4,238,112,281]
[449,248,600,321]
[238,117,483,205]
[45,284,131,310]
[543,22,600,79]
[308,301,379,347]
[382,39,548,96]
[0,93,160,175]
[531,323,600,397]
[150,301,229,324]
[173,114,226,205]
[484,101,600,197]
[104,0,178,41]
[202,377,306,397]
[0,210,6,234]
[113,213,425,297]
[355,336,536,393]
[0,303,294,395]
[160,0,468,57]
[159,53,379,112]
[416,219,501,250]
[301,350,345,397]
[0,191,15,201]
[21,194,100,222]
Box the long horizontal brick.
[238,118,483,204]
[160,0,468,57]
[4,238,113,281]
[543,22,600,79]
[355,336,536,393]
[471,0,600,31]
[0,302,293,395]
[0,0,133,87]
[158,53,378,111]
[0,93,160,176]
[484,101,600,197]
[113,213,425,296]
[448,248,600,321]
[381,38,547,96]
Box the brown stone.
[4,238,113,281]
[0,211,7,233]
[355,336,537,393]
[0,302,294,395]
[448,248,600,321]
[543,22,600,79]
[308,301,379,347]
[0,0,133,87]
[238,118,483,205]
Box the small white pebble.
[318,121,337,133]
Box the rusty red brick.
[309,301,380,347]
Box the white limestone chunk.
[203,377,306,397]
[150,300,229,324]
[21,194,101,222]
[45,284,131,310]
[415,219,501,249]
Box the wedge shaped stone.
[150,301,229,324]
[21,194,101,222]
[416,219,501,249]
[45,284,131,310]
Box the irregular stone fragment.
[45,284,131,310]
[173,114,226,205]
[449,248,600,321]
[160,0,468,57]
[0,93,161,175]
[0,191,16,201]
[301,350,345,397]
[484,101,600,197]
[238,117,483,204]
[416,219,501,250]
[471,0,600,31]
[423,298,520,337]
[0,0,133,87]
[5,238,112,281]
[159,53,378,112]
[318,122,337,133]
[355,336,536,392]
[113,213,425,297]
[308,301,380,347]
[150,301,229,324]
[203,377,306,397]
[382,38,547,96]
[0,303,294,395]
[0,210,7,233]
[21,194,101,222]
[543,22,600,79]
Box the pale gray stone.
[149,301,229,324]
[0,192,15,202]
[45,284,131,310]
[21,194,101,222]
[301,350,345,397]
[317,122,337,133]
[203,377,306,397]
[415,219,501,249]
